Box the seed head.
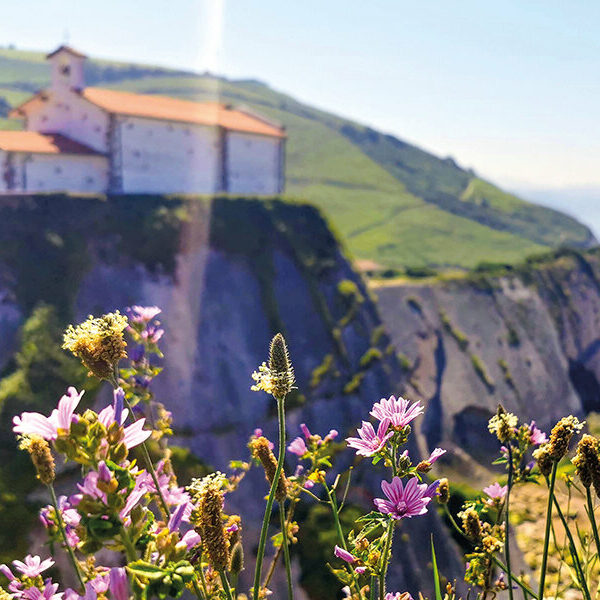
[249,436,288,502]
[63,312,128,380]
[251,334,295,399]
[488,406,518,443]
[199,485,229,571]
[533,443,553,477]
[462,507,483,542]
[19,435,55,485]
[437,478,450,504]
[548,416,584,461]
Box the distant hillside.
[0,48,594,269]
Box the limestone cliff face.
[375,250,600,461]
[0,195,463,599]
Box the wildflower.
[548,416,584,461]
[373,476,433,520]
[249,437,288,502]
[251,336,295,399]
[168,502,190,533]
[416,448,446,471]
[300,424,311,439]
[528,421,548,446]
[324,429,338,442]
[483,482,507,501]
[437,478,450,504]
[423,480,441,498]
[109,568,129,600]
[12,556,54,578]
[573,434,600,490]
[19,436,55,485]
[355,566,367,575]
[200,484,229,571]
[62,312,128,380]
[22,581,63,600]
[346,419,393,457]
[334,546,357,564]
[287,437,307,456]
[141,324,164,344]
[462,508,483,541]
[181,530,202,550]
[488,406,518,443]
[126,305,161,325]
[97,403,151,450]
[385,594,413,600]
[370,396,424,428]
[13,387,84,441]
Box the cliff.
[375,249,600,469]
[0,194,462,598]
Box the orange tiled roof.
[81,88,286,138]
[0,131,101,155]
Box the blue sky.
[2,0,599,191]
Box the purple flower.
[355,566,367,574]
[109,568,129,600]
[423,480,441,498]
[528,421,548,445]
[374,477,433,520]
[181,530,202,550]
[483,482,507,500]
[129,344,145,363]
[142,325,164,344]
[300,424,311,439]
[12,555,55,578]
[288,437,308,456]
[127,306,161,324]
[113,388,124,426]
[97,461,112,483]
[385,594,414,600]
[370,396,424,428]
[324,429,339,442]
[77,471,107,504]
[426,448,446,464]
[122,419,152,449]
[334,546,356,564]
[0,564,15,581]
[346,418,393,457]
[13,387,84,440]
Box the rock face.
[375,250,600,460]
[0,194,463,599]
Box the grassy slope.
[0,49,592,268]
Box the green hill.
[0,48,594,269]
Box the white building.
[0,46,286,195]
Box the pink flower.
[168,502,189,533]
[528,421,548,445]
[122,419,152,449]
[423,480,441,498]
[355,566,367,574]
[12,555,55,578]
[300,424,311,439]
[127,306,161,324]
[374,477,432,520]
[324,429,339,442]
[181,530,201,550]
[22,581,63,600]
[0,564,15,581]
[370,396,424,428]
[483,482,507,500]
[109,568,129,600]
[334,546,356,564]
[426,448,446,464]
[346,419,393,457]
[13,388,84,440]
[77,471,108,504]
[385,594,413,600]
[288,437,308,456]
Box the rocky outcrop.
[375,250,600,460]
[0,194,463,598]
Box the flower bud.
[437,478,450,504]
[230,541,244,575]
[462,508,483,542]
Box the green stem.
[443,505,538,599]
[120,526,138,562]
[219,570,234,600]
[504,444,515,600]
[192,578,206,600]
[198,565,209,599]
[48,484,86,591]
[539,462,557,600]
[379,520,394,600]
[253,395,287,600]
[279,501,294,599]
[552,494,591,600]
[586,486,600,557]
[370,575,377,600]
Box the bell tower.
[46,45,87,92]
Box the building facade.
[0,46,286,195]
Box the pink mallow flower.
[127,305,161,324]
[483,482,508,500]
[97,399,151,450]
[370,396,424,428]
[385,594,414,600]
[346,418,393,457]
[528,421,548,445]
[374,476,433,520]
[13,387,84,440]
[288,437,308,456]
[425,448,446,465]
[12,555,55,578]
[22,581,63,600]
[334,546,357,564]
[109,568,129,600]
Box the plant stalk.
[379,520,394,600]
[48,483,86,591]
[253,395,287,600]
[539,461,558,600]
[279,500,294,599]
[504,443,515,600]
[219,570,234,600]
[586,486,600,557]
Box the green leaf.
[356,511,385,523]
[327,564,353,586]
[127,561,167,581]
[431,536,443,600]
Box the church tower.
[46,45,87,92]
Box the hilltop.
[0,48,594,269]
